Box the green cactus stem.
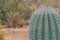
[29,7,60,40]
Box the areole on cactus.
[29,6,60,40]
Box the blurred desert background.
[0,0,60,40]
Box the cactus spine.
[29,7,60,40]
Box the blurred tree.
[2,0,59,28]
[0,0,7,24]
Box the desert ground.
[2,27,29,40]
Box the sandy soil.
[2,28,29,40]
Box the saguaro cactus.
[29,7,60,40]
